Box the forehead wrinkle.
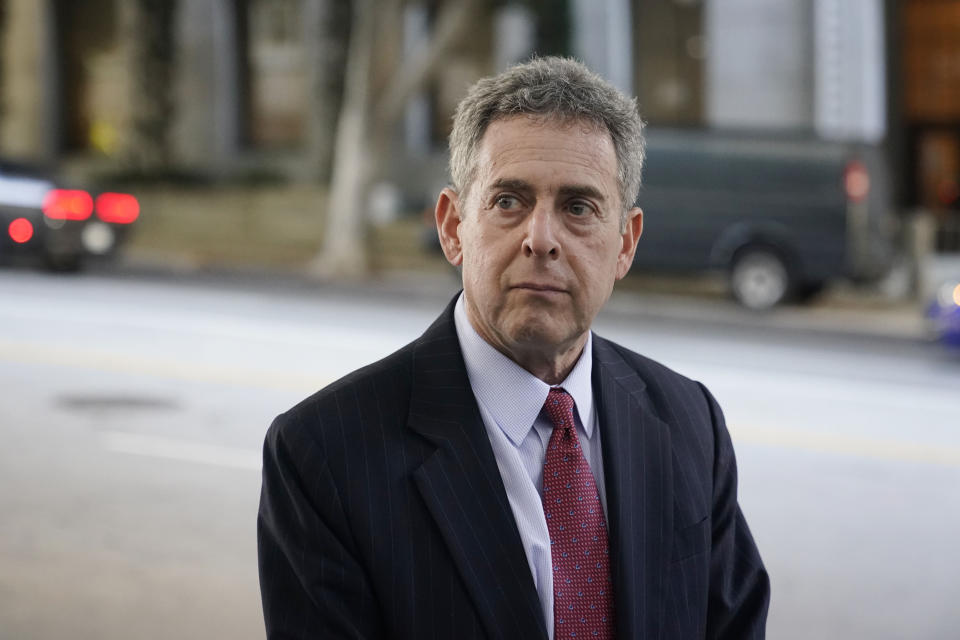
[492,143,609,170]
[473,118,620,205]
[484,150,613,188]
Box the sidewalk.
[115,245,935,346]
[606,285,927,343]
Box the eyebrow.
[557,184,606,202]
[489,178,606,202]
[489,178,534,195]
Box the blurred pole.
[210,0,243,174]
[814,0,886,143]
[571,0,631,95]
[0,0,57,161]
[907,208,935,300]
[403,4,430,153]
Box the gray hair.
[448,56,645,222]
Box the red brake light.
[9,218,34,243]
[95,192,139,224]
[43,189,93,220]
[844,161,870,203]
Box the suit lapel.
[407,300,547,640]
[593,336,674,639]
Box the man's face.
[437,116,643,364]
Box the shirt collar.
[453,292,595,447]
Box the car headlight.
[937,282,960,308]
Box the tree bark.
[373,0,483,133]
[309,0,377,278]
[312,0,484,279]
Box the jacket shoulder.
[593,334,719,443]
[595,334,701,394]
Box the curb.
[102,253,931,346]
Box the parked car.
[0,159,139,270]
[633,129,898,309]
[927,280,960,347]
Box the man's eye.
[568,201,592,216]
[496,195,520,210]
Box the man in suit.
[258,56,769,639]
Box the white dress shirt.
[453,293,609,640]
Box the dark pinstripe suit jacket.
[258,296,769,639]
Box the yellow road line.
[0,340,324,394]
[730,424,960,468]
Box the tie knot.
[544,387,576,431]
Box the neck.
[461,293,590,385]
[507,336,587,385]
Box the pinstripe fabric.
[258,295,769,639]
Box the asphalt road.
[1,269,958,640]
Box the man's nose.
[522,205,560,258]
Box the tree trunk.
[311,0,484,279]
[309,0,377,279]
[373,0,483,131]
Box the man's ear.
[615,206,643,280]
[436,187,464,267]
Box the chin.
[505,316,579,351]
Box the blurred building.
[1,0,352,180]
[1,0,958,251]
[901,0,960,251]
[0,0,496,193]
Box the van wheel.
[730,247,792,310]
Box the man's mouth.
[512,282,567,294]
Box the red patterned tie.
[542,387,615,639]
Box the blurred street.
[1,268,958,640]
